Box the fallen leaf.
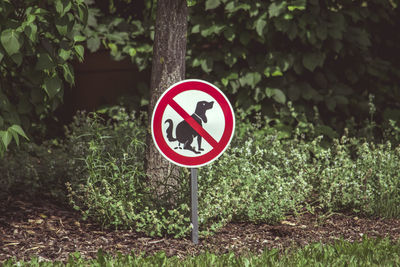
[29,219,44,224]
[4,242,20,246]
[281,220,296,226]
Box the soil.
[1,195,400,263]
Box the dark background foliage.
[75,0,400,141]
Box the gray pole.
[190,168,199,244]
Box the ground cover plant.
[2,106,400,239]
[3,237,400,266]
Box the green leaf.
[56,0,72,16]
[201,58,213,73]
[43,75,62,99]
[271,70,283,76]
[128,48,136,57]
[272,89,286,104]
[187,0,197,7]
[205,0,221,10]
[325,97,336,111]
[334,95,349,105]
[240,72,261,89]
[223,27,235,42]
[350,28,371,48]
[8,127,19,146]
[287,0,306,11]
[62,63,74,85]
[224,52,237,67]
[315,125,338,139]
[191,24,200,34]
[87,36,100,52]
[288,85,300,101]
[1,29,23,56]
[9,125,28,140]
[59,49,71,62]
[0,130,12,150]
[11,53,22,66]
[108,43,117,53]
[24,24,38,42]
[55,15,73,36]
[77,3,89,24]
[302,52,325,72]
[201,24,225,37]
[268,1,287,18]
[55,0,63,15]
[36,53,54,70]
[301,84,321,101]
[255,15,267,37]
[73,35,86,42]
[74,44,84,62]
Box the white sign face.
[161,90,225,157]
[151,79,235,168]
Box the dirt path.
[1,195,400,262]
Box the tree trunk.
[145,0,188,202]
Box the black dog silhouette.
[165,101,214,154]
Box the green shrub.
[198,125,313,233]
[65,108,313,236]
[3,107,400,237]
[0,139,75,201]
[308,134,400,217]
[61,107,400,236]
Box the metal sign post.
[190,168,199,244]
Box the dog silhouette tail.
[164,119,177,142]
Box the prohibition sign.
[151,79,235,168]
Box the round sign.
[151,79,235,168]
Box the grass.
[4,237,400,266]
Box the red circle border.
[151,80,235,168]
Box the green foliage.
[0,139,76,201]
[197,121,312,233]
[61,108,400,237]
[87,0,400,139]
[64,109,313,236]
[4,238,400,266]
[3,107,399,236]
[311,136,400,217]
[186,0,400,133]
[80,1,153,65]
[2,107,400,236]
[0,124,29,156]
[64,109,149,227]
[0,0,88,154]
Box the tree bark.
[145,0,188,202]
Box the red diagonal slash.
[168,99,219,148]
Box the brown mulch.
[1,195,400,263]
